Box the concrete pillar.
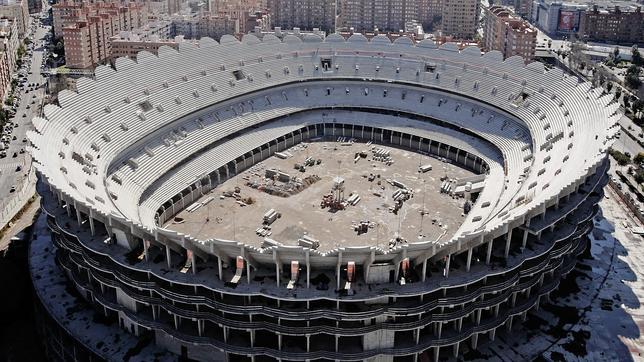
[504,229,513,258]
[466,247,473,272]
[173,315,179,329]
[143,240,149,262]
[453,342,460,357]
[224,327,228,343]
[511,292,517,307]
[191,251,197,275]
[471,333,479,349]
[458,317,463,332]
[494,304,500,317]
[476,309,482,324]
[198,320,203,337]
[165,245,172,268]
[335,336,339,352]
[422,259,427,282]
[306,250,310,288]
[535,295,541,311]
[506,315,513,331]
[444,254,451,278]
[486,240,493,264]
[489,328,496,341]
[250,330,255,347]
[433,346,440,362]
[437,322,443,338]
[522,229,529,249]
[88,212,95,236]
[217,256,223,280]
[336,251,343,287]
[75,207,82,227]
[306,335,310,352]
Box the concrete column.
[246,259,251,284]
[458,317,463,332]
[143,240,149,262]
[494,304,500,317]
[471,333,479,349]
[335,335,339,352]
[217,256,223,280]
[486,240,493,264]
[522,229,529,249]
[489,328,496,341]
[152,305,157,321]
[191,251,197,274]
[165,245,172,268]
[422,259,427,282]
[504,229,513,258]
[444,254,451,278]
[415,328,420,344]
[250,330,255,347]
[437,322,443,338]
[535,295,541,311]
[173,315,180,329]
[453,342,460,357]
[511,292,517,307]
[336,251,343,287]
[306,335,310,352]
[466,247,473,272]
[88,212,95,236]
[433,346,440,362]
[223,327,228,343]
[506,316,513,331]
[306,250,310,288]
[275,261,280,287]
[198,320,203,337]
[75,208,82,227]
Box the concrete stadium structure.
[28,33,618,361]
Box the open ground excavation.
[165,140,477,251]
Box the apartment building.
[210,0,264,33]
[483,5,536,62]
[579,5,644,44]
[267,0,335,33]
[111,33,188,59]
[0,18,17,101]
[170,13,239,40]
[417,0,442,30]
[0,0,28,37]
[441,0,480,39]
[61,3,145,68]
[341,0,417,32]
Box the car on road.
[15,165,21,172]
[22,113,26,117]
[9,185,16,193]
[0,151,6,158]
[12,152,17,158]
[22,138,27,143]
[19,148,24,154]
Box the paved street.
[0,17,49,211]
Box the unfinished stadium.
[27,33,617,361]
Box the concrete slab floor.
[165,141,475,251]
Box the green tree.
[633,45,643,66]
[634,152,644,165]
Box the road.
[0,16,49,210]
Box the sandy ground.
[166,141,475,250]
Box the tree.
[610,148,631,166]
[633,45,643,66]
[634,152,644,165]
[625,65,642,90]
[606,81,613,92]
